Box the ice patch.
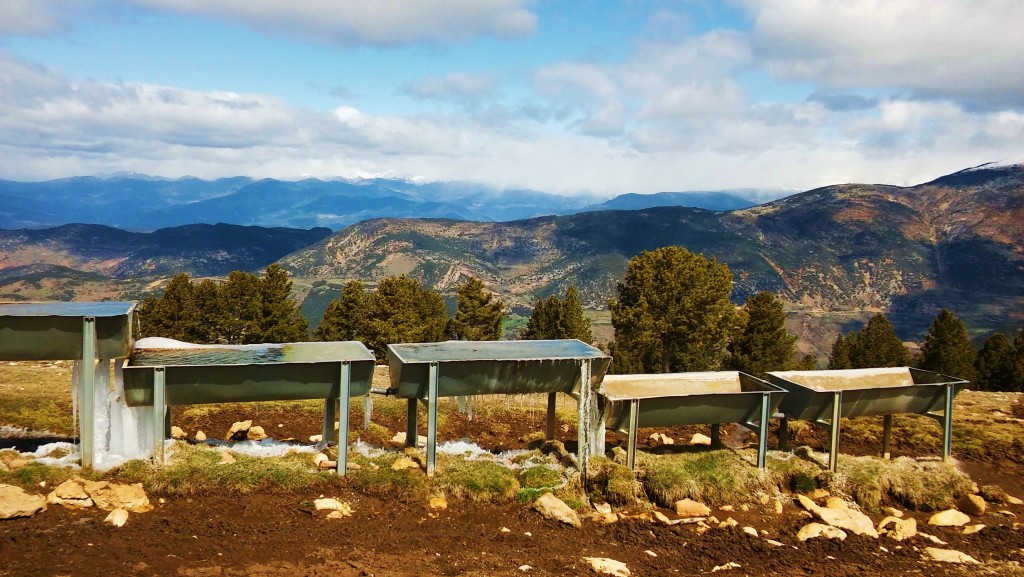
[203,439,317,458]
[133,337,272,350]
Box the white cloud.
[744,0,1024,109]
[0,0,88,35]
[404,73,497,105]
[127,0,537,45]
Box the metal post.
[322,397,336,444]
[405,398,418,447]
[152,367,166,463]
[80,317,97,468]
[426,362,439,477]
[882,414,893,460]
[943,383,954,461]
[710,423,722,449]
[545,392,557,440]
[778,417,790,452]
[757,392,770,469]
[576,359,593,479]
[626,399,639,470]
[337,361,351,476]
[829,391,842,472]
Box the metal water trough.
[386,339,612,476]
[601,372,786,469]
[122,339,376,474]
[0,302,137,468]
[766,367,969,471]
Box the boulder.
[533,493,580,528]
[877,516,916,541]
[46,479,93,509]
[225,420,252,441]
[246,426,268,441]
[824,497,848,510]
[924,547,979,564]
[674,498,711,518]
[583,557,630,577]
[928,509,971,527]
[104,508,129,527]
[957,494,986,516]
[797,522,847,541]
[796,494,877,538]
[0,484,46,519]
[689,433,712,446]
[84,481,153,513]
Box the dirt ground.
[3,377,1024,576]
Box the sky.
[1,0,1022,196]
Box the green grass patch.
[641,449,779,507]
[587,456,644,505]
[345,453,429,501]
[434,456,520,502]
[517,465,563,489]
[834,455,973,512]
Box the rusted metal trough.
[766,367,969,471]
[601,371,786,469]
[386,339,611,476]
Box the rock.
[533,493,580,528]
[313,453,329,466]
[722,517,738,528]
[825,497,849,510]
[317,459,337,470]
[710,562,742,572]
[429,496,448,510]
[765,539,785,547]
[594,502,612,515]
[644,550,657,557]
[583,557,630,577]
[46,479,94,509]
[593,512,618,524]
[740,504,751,512]
[326,510,350,519]
[674,498,711,518]
[7,458,32,471]
[796,494,878,537]
[689,433,712,446]
[518,565,532,572]
[963,524,985,535]
[957,494,986,516]
[1007,495,1024,505]
[883,507,904,518]
[877,516,916,541]
[309,434,323,443]
[918,532,948,545]
[84,481,153,513]
[774,500,784,515]
[720,505,734,512]
[929,509,971,527]
[104,508,129,527]
[924,547,979,564]
[225,419,253,441]
[194,430,207,442]
[219,452,236,464]
[0,484,46,519]
[390,432,427,447]
[797,522,847,541]
[170,426,187,440]
[246,426,268,441]
[314,498,352,516]
[742,526,758,537]
[652,510,676,525]
[809,489,829,500]
[999,509,1018,518]
[659,434,674,445]
[391,456,420,471]
[648,432,661,443]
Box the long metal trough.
[766,367,969,471]
[122,338,376,474]
[601,372,786,469]
[0,302,137,468]
[387,339,611,476]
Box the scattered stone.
[652,511,677,526]
[246,426,268,441]
[518,565,532,572]
[742,526,758,537]
[7,458,32,471]
[659,434,674,445]
[883,507,904,518]
[808,489,829,500]
[194,430,207,442]
[84,481,152,513]
[314,498,352,516]
[500,527,511,533]
[0,484,46,519]
[225,420,252,441]
[998,510,1017,518]
[170,426,187,440]
[1007,496,1024,506]
[583,557,630,577]
[722,517,738,528]
[711,562,741,572]
[534,493,580,528]
[391,456,420,471]
[313,453,329,466]
[924,547,979,564]
[594,502,612,515]
[104,508,129,527]
[797,523,847,541]
[326,510,351,519]
[429,496,448,510]
[877,516,916,541]
[825,497,848,510]
[796,495,877,537]
[592,512,618,524]
[720,505,734,512]
[689,433,712,446]
[774,500,784,515]
[758,495,771,506]
[219,452,236,465]
[674,498,711,518]
[309,434,323,443]
[740,504,751,512]
[928,509,971,527]
[765,539,785,547]
[963,524,985,535]
[316,459,337,470]
[390,432,427,447]
[46,479,93,509]
[918,532,948,545]
[958,494,986,516]
[648,432,661,443]
[644,550,657,557]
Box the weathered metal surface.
[0,302,135,360]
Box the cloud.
[0,0,89,35]
[404,73,497,105]
[807,91,878,112]
[127,0,537,46]
[744,0,1024,109]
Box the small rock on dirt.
[429,496,448,510]
[46,479,93,509]
[689,433,712,446]
[246,426,268,441]
[957,494,986,516]
[796,495,877,538]
[583,556,630,576]
[924,547,979,564]
[533,493,580,528]
[594,502,612,515]
[963,524,985,535]
[170,426,187,440]
[391,456,420,471]
[104,508,129,527]
[674,498,711,518]
[877,516,916,541]
[742,526,758,537]
[225,420,252,441]
[219,452,236,465]
[84,481,152,513]
[0,484,46,519]
[314,498,352,516]
[711,561,742,572]
[797,522,847,541]
[928,509,971,527]
[194,430,207,442]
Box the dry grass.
[833,455,973,512]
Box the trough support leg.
[545,392,557,441]
[943,383,954,462]
[710,424,722,449]
[363,395,373,430]
[322,398,336,444]
[757,392,770,470]
[426,362,439,477]
[336,362,351,476]
[778,417,790,452]
[576,359,593,480]
[79,317,97,469]
[828,391,842,473]
[152,367,166,464]
[405,399,418,447]
[882,414,893,460]
[627,399,639,470]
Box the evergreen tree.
[360,275,447,360]
[919,309,976,381]
[727,291,797,376]
[848,313,908,368]
[447,277,505,341]
[218,270,263,344]
[1016,327,1024,388]
[255,264,309,343]
[828,333,852,369]
[138,273,200,341]
[560,285,594,343]
[975,333,1022,391]
[609,246,735,373]
[521,295,561,340]
[520,285,593,343]
[316,280,367,341]
[190,279,222,343]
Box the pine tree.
[255,264,308,343]
[447,277,505,341]
[560,286,594,344]
[360,275,447,360]
[975,333,1022,391]
[316,280,367,341]
[138,273,200,341]
[521,295,560,340]
[218,270,263,344]
[727,291,797,376]
[828,333,852,369]
[609,246,735,373]
[848,313,908,368]
[919,309,976,381]
[520,285,593,342]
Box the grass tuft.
[587,456,644,505]
[434,455,520,502]
[834,455,973,512]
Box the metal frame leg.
[545,392,557,440]
[829,391,842,472]
[322,398,336,443]
[426,362,439,477]
[943,383,953,461]
[337,361,351,476]
[405,398,418,446]
[778,417,790,452]
[757,392,770,469]
[882,414,893,460]
[80,317,97,469]
[710,423,722,449]
[626,399,639,470]
[152,367,166,463]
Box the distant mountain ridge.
[584,191,756,212]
